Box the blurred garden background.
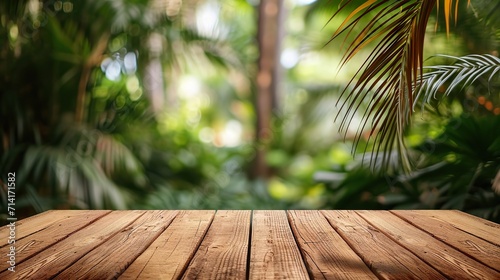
[1,0,499,223]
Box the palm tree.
[326,0,499,171]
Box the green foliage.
[319,112,500,222]
[0,0,290,221]
[139,176,291,210]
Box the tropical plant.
[325,0,499,170]
[310,0,500,221]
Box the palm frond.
[415,54,500,110]
[327,0,468,171]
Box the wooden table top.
[1,210,499,279]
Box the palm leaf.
[415,54,500,110]
[327,0,467,171]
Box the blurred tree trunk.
[253,0,284,178]
[144,33,166,114]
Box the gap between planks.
[245,210,253,280]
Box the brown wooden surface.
[1,210,499,279]
[288,210,377,279]
[418,210,500,245]
[392,210,500,271]
[358,211,500,279]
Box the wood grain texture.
[0,211,144,280]
[358,211,500,279]
[0,210,110,272]
[54,210,178,280]
[287,210,377,279]
[182,210,251,280]
[321,210,446,280]
[250,210,309,280]
[423,210,500,246]
[119,210,215,280]
[392,210,500,272]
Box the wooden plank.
[181,210,251,279]
[321,210,446,280]
[54,210,178,280]
[392,210,500,272]
[358,211,500,279]
[249,210,309,280]
[0,210,109,246]
[0,210,144,280]
[422,210,500,246]
[0,210,110,272]
[0,210,53,242]
[119,210,215,280]
[287,210,377,279]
